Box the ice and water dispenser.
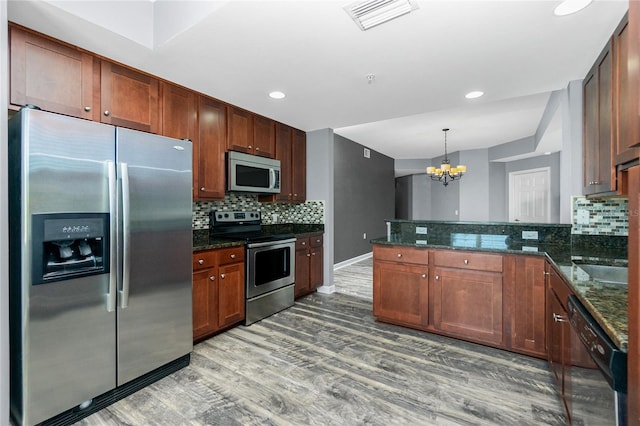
[31,213,110,284]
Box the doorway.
[508,167,550,223]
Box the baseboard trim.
[333,252,372,271]
[316,285,335,294]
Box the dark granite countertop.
[371,225,628,352]
[192,224,324,252]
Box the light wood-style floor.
[80,258,566,425]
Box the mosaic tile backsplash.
[571,196,628,236]
[192,193,325,230]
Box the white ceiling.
[7,0,628,167]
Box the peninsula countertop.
[371,231,628,352]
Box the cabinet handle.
[435,275,440,280]
[543,272,550,276]
[220,274,225,279]
[397,253,402,258]
[209,276,215,281]
[307,253,311,257]
[553,313,567,323]
[294,194,298,197]
[84,106,92,112]
[200,187,205,191]
[198,259,204,265]
[104,110,110,116]
[421,273,427,279]
[316,239,321,243]
[230,254,236,259]
[589,181,601,186]
[302,242,306,246]
[311,252,316,256]
[256,147,260,151]
[464,259,469,265]
[248,145,252,149]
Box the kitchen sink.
[576,264,628,285]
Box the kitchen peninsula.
[371,219,628,357]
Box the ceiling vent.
[344,0,418,31]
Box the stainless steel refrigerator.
[9,107,193,426]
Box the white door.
[509,168,550,223]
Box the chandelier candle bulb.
[426,128,467,186]
[426,166,436,174]
[458,165,467,173]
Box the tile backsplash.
[192,193,325,230]
[571,196,628,236]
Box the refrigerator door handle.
[120,162,131,309]
[107,161,117,312]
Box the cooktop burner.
[209,210,294,243]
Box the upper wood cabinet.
[291,128,307,202]
[100,61,160,133]
[613,13,639,165]
[9,25,98,120]
[253,114,276,158]
[583,37,616,195]
[628,3,640,150]
[160,82,197,142]
[196,96,227,200]
[226,106,275,158]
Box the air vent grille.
[344,0,418,31]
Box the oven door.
[246,238,295,299]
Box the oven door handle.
[247,238,297,249]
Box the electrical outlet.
[416,226,428,234]
[576,209,590,225]
[522,231,539,240]
[363,232,367,239]
[415,239,428,245]
[363,148,370,158]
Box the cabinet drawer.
[193,250,217,271]
[373,245,429,265]
[549,267,572,310]
[218,246,245,265]
[433,250,502,272]
[309,234,323,248]
[296,236,310,251]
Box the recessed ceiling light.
[269,91,286,99]
[554,0,592,16]
[465,91,484,99]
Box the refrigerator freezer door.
[11,109,117,425]
[115,128,193,385]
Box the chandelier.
[426,128,467,186]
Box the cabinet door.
[101,61,159,133]
[628,3,640,149]
[614,15,639,165]
[310,247,323,290]
[196,96,227,200]
[253,115,276,158]
[192,268,217,340]
[10,26,96,120]
[547,284,570,420]
[512,256,546,357]
[217,263,245,329]
[373,261,428,326]
[432,267,503,345]
[274,123,293,201]
[226,105,253,153]
[583,40,615,195]
[161,82,196,142]
[295,247,310,299]
[291,129,307,202]
[628,165,640,424]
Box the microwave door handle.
[106,161,117,312]
[120,162,131,309]
[270,168,276,189]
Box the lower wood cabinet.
[372,244,548,357]
[509,255,547,357]
[192,246,245,341]
[294,234,323,299]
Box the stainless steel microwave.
[227,151,281,194]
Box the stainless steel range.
[210,211,295,325]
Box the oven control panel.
[213,210,261,224]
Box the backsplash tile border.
[571,196,628,236]
[192,193,325,230]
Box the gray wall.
[395,174,431,220]
[459,149,490,221]
[1,0,9,421]
[334,134,395,263]
[306,129,335,291]
[429,151,460,220]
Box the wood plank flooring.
[80,259,566,425]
